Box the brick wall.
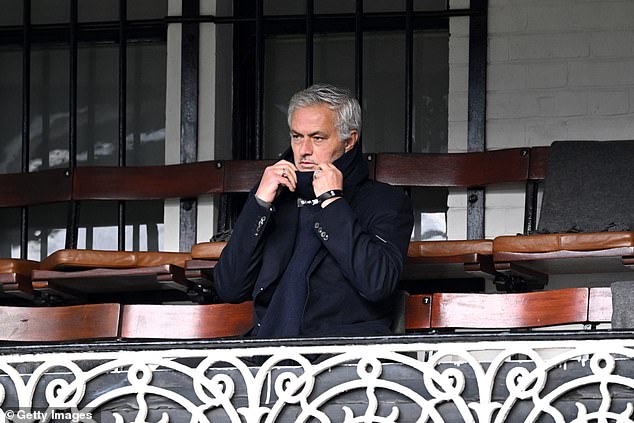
[448,0,634,239]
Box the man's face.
[290,105,356,172]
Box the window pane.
[363,31,405,153]
[128,0,168,20]
[313,33,355,92]
[126,44,167,166]
[77,45,118,166]
[75,43,166,167]
[264,0,307,16]
[30,47,70,171]
[314,0,354,14]
[0,50,22,174]
[364,0,406,13]
[214,24,234,160]
[413,30,449,153]
[0,3,22,26]
[364,0,447,13]
[78,0,168,22]
[0,208,20,258]
[263,35,306,159]
[28,203,68,261]
[214,0,234,18]
[363,30,448,154]
[79,0,119,22]
[415,0,448,12]
[77,200,164,251]
[32,0,69,25]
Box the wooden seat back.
[120,301,253,339]
[374,149,531,289]
[222,160,275,193]
[67,161,224,249]
[0,303,120,342]
[72,161,224,201]
[374,148,530,187]
[0,168,72,208]
[404,294,432,332]
[430,287,589,329]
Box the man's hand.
[255,160,298,203]
[313,163,343,207]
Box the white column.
[197,0,218,243]
[163,0,183,251]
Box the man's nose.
[298,138,313,155]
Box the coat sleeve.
[312,185,413,302]
[213,193,274,302]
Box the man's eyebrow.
[290,130,328,137]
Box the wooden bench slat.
[120,302,254,339]
[72,161,224,200]
[0,303,121,342]
[374,148,530,187]
[430,288,590,329]
[0,168,72,207]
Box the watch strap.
[317,190,344,203]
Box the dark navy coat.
[214,146,414,337]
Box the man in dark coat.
[214,84,414,338]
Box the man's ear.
[344,130,359,152]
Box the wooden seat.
[0,259,40,299]
[494,232,634,281]
[186,241,227,283]
[430,287,590,330]
[374,149,530,287]
[31,250,193,302]
[0,303,120,342]
[494,142,634,288]
[405,240,494,281]
[120,301,253,339]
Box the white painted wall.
[448,0,634,239]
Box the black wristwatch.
[317,190,344,203]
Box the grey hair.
[287,84,361,141]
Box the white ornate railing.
[1,335,634,422]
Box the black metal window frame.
[218,2,485,159]
[170,0,488,238]
[0,1,167,257]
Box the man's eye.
[313,137,324,142]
